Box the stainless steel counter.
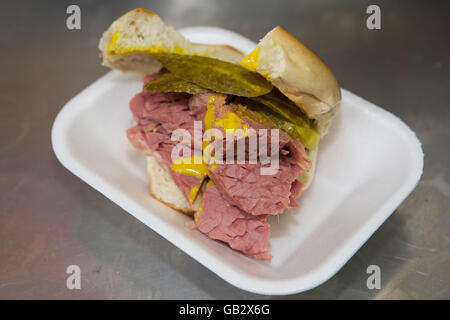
[0,0,448,299]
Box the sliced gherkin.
[235,96,320,150]
[151,53,273,97]
[252,91,313,129]
[294,125,320,150]
[144,72,210,94]
[257,106,320,150]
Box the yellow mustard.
[204,96,216,130]
[215,111,251,137]
[240,46,260,71]
[107,30,186,56]
[189,184,200,204]
[171,155,208,177]
[215,111,242,135]
[195,204,203,223]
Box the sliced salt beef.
[188,93,212,117]
[209,158,302,216]
[130,77,205,148]
[206,101,311,171]
[203,101,311,215]
[127,125,152,155]
[126,74,311,260]
[126,74,207,203]
[289,180,304,208]
[127,126,202,202]
[195,183,271,261]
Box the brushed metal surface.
[0,0,448,299]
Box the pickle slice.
[234,96,320,150]
[252,91,312,129]
[151,53,273,97]
[294,125,320,150]
[256,105,320,150]
[144,72,210,94]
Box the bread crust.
[273,26,341,110]
[244,26,341,124]
[298,147,317,194]
[98,8,245,74]
[191,43,245,64]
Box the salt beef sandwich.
[99,8,341,261]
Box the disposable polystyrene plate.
[51,27,423,295]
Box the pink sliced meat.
[289,180,303,208]
[207,102,311,171]
[126,73,312,260]
[152,137,205,201]
[127,74,206,203]
[195,184,271,261]
[201,102,309,215]
[126,125,151,155]
[209,157,302,216]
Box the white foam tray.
[51,27,423,295]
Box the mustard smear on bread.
[107,30,186,56]
[240,46,260,71]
